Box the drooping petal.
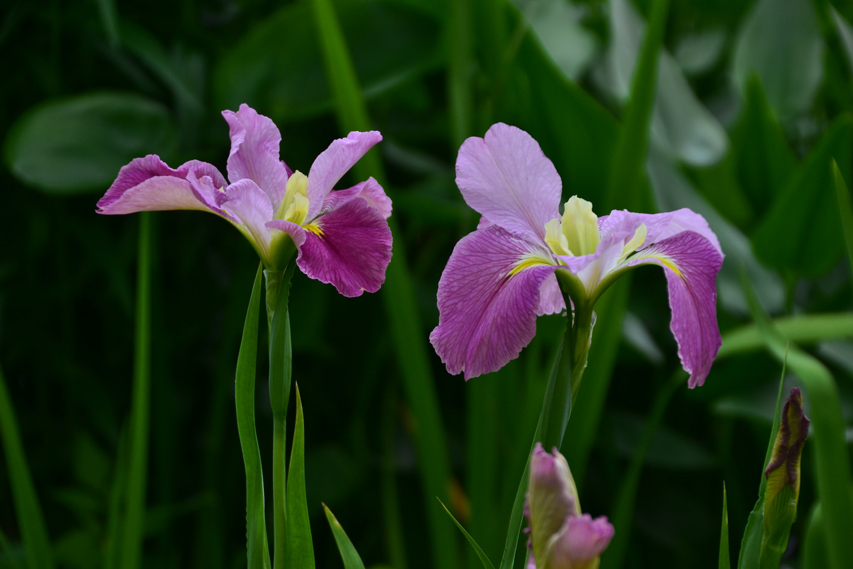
[291,196,392,297]
[222,104,289,209]
[318,177,392,219]
[219,179,275,261]
[546,514,615,569]
[456,123,562,244]
[538,274,566,315]
[97,155,224,215]
[306,131,383,220]
[430,225,558,380]
[627,231,723,387]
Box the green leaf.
[285,385,314,569]
[719,312,853,358]
[519,0,597,81]
[0,363,55,569]
[323,505,366,569]
[751,114,853,276]
[447,0,472,146]
[802,503,830,569]
[736,360,786,569]
[311,1,459,568]
[2,93,177,194]
[608,0,727,170]
[437,499,495,569]
[235,265,271,569]
[214,0,441,123]
[119,213,153,569]
[741,274,853,569]
[720,484,731,569]
[104,427,130,569]
[832,160,853,292]
[733,0,824,118]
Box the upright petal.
[318,177,392,219]
[219,179,275,262]
[547,515,615,569]
[430,226,558,380]
[456,123,561,244]
[627,231,723,387]
[292,197,392,297]
[306,131,383,220]
[97,155,223,215]
[222,104,289,209]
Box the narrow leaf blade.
[832,159,853,292]
[285,385,314,568]
[437,499,496,569]
[324,505,366,569]
[719,484,731,569]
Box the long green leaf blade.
[235,265,271,569]
[438,499,496,569]
[311,1,458,568]
[120,212,153,569]
[719,312,853,358]
[0,362,54,569]
[285,385,314,568]
[719,484,731,569]
[832,159,853,292]
[742,274,853,569]
[324,505,366,569]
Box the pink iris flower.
[430,123,723,387]
[97,104,392,297]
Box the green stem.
[265,263,297,569]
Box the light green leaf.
[734,0,824,119]
[324,505,366,569]
[802,503,829,569]
[719,484,731,569]
[438,499,496,569]
[719,313,853,358]
[0,363,55,569]
[516,0,597,81]
[285,385,314,569]
[3,93,177,194]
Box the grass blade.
[603,0,670,213]
[832,159,853,293]
[438,499,496,569]
[0,363,54,569]
[720,484,731,569]
[235,265,271,569]
[119,212,153,569]
[285,385,314,568]
[742,273,853,569]
[311,1,458,567]
[323,505,366,569]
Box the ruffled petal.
[456,123,561,244]
[627,230,723,388]
[97,155,224,215]
[547,515,614,569]
[292,196,392,297]
[599,209,722,256]
[222,104,289,210]
[219,179,275,261]
[430,225,558,380]
[318,177,392,219]
[306,131,383,220]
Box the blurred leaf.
[733,0,824,119]
[832,160,853,288]
[736,370,785,569]
[214,0,441,123]
[731,76,798,220]
[285,386,314,568]
[234,266,271,569]
[802,502,830,569]
[323,505,366,569]
[742,274,853,569]
[3,93,177,194]
[751,115,853,276]
[719,313,853,358]
[448,0,472,146]
[719,484,731,569]
[832,8,853,77]
[0,526,25,569]
[95,0,119,47]
[609,0,728,167]
[438,499,496,569]
[611,411,715,470]
[0,363,55,569]
[674,28,726,76]
[516,0,597,81]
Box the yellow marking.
[654,255,683,277]
[304,223,324,237]
[507,252,555,277]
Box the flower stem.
[264,263,297,569]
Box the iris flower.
[97,104,392,297]
[430,123,723,386]
[526,443,614,569]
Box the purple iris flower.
[526,443,614,569]
[430,123,723,387]
[97,104,392,297]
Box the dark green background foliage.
[2,0,853,567]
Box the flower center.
[277,170,310,225]
[544,196,600,257]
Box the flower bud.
[527,444,614,569]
